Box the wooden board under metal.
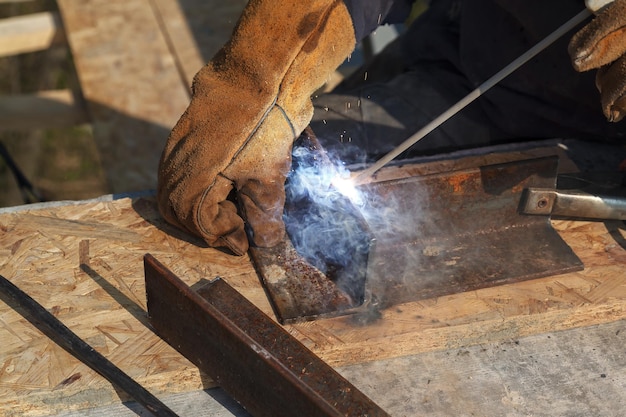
[1,149,626,416]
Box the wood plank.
[0,11,65,57]
[55,0,191,193]
[150,0,247,86]
[1,149,626,415]
[51,320,626,417]
[339,319,626,416]
[0,89,88,131]
[148,0,204,89]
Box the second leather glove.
[569,0,626,121]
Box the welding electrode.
[352,7,593,184]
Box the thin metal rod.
[0,274,179,417]
[353,8,592,183]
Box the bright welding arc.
[331,174,364,206]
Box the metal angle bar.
[253,155,584,323]
[0,274,179,417]
[143,254,390,417]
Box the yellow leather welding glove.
[157,0,356,255]
[569,0,626,122]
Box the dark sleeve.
[342,0,414,41]
[491,0,585,40]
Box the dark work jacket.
[344,0,626,141]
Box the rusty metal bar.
[143,254,390,417]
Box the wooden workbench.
[1,148,626,416]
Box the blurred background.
[0,0,401,209]
[0,0,108,208]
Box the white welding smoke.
[283,141,430,308]
[283,145,372,302]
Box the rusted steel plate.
[144,254,390,417]
[360,156,582,307]
[248,238,355,322]
[252,156,583,323]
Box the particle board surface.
[1,177,626,415]
[17,320,626,417]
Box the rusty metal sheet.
[360,156,582,306]
[248,238,356,321]
[144,254,390,417]
[251,155,583,323]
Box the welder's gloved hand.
[157,0,356,255]
[569,0,626,122]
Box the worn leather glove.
[157,0,356,255]
[569,0,626,122]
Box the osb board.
[0,198,266,417]
[0,193,625,415]
[0,148,622,414]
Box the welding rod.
[352,8,592,183]
[0,274,179,417]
